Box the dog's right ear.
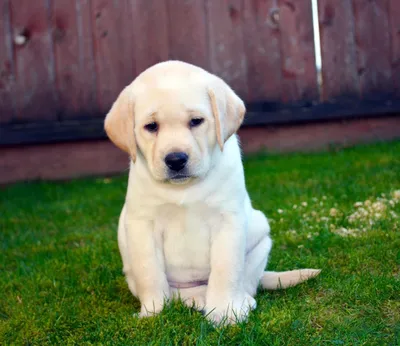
[104,85,137,162]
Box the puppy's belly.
[157,205,213,284]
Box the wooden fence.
[0,0,399,146]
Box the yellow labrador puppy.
[105,61,320,325]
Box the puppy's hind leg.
[171,285,207,311]
[244,210,272,298]
[117,205,137,297]
[245,210,321,293]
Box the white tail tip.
[261,269,321,290]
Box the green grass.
[1,141,399,345]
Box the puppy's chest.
[155,204,219,281]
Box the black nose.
[165,152,188,172]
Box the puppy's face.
[134,86,216,184]
[104,61,246,185]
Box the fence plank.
[0,0,14,123]
[318,0,359,101]
[352,0,392,99]
[389,0,400,97]
[131,0,169,75]
[242,0,282,102]
[166,0,208,70]
[52,0,96,119]
[92,0,134,113]
[206,0,248,98]
[10,0,57,121]
[278,0,318,103]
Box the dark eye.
[189,118,204,128]
[144,122,158,133]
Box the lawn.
[1,141,399,345]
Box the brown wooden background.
[0,0,399,146]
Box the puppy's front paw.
[205,294,256,326]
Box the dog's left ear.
[208,77,246,150]
[104,85,137,162]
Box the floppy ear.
[208,78,246,150]
[104,85,137,162]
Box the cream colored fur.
[104,61,320,325]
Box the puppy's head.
[104,61,245,184]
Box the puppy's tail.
[260,269,321,290]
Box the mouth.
[168,173,192,184]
